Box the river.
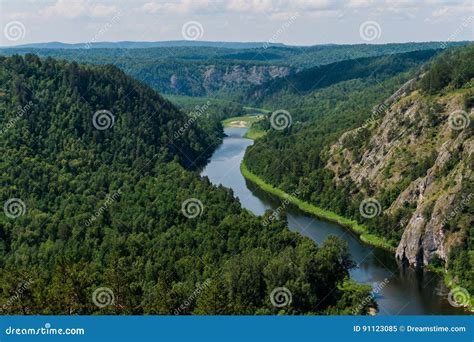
[201,127,467,315]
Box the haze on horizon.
[0,0,473,47]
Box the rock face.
[326,80,473,267]
[168,64,291,96]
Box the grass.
[244,126,266,140]
[240,162,396,252]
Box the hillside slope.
[245,45,473,293]
[249,49,438,103]
[0,54,373,315]
[326,46,473,282]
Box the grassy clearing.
[240,162,396,252]
[222,115,267,139]
[244,126,266,139]
[222,115,263,128]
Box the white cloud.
[347,0,376,9]
[41,0,118,18]
[142,0,217,14]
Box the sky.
[0,0,473,47]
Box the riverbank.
[241,161,474,312]
[222,115,266,140]
[240,162,396,253]
[427,265,474,312]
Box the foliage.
[0,54,371,315]
[420,44,474,94]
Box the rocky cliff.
[167,64,291,96]
[326,79,473,267]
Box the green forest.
[0,39,472,316]
[0,54,375,315]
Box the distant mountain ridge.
[249,49,440,102]
[5,40,287,49]
[1,42,462,98]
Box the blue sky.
[1,0,473,46]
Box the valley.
[0,42,472,316]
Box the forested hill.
[0,54,221,170]
[249,49,439,102]
[0,54,374,315]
